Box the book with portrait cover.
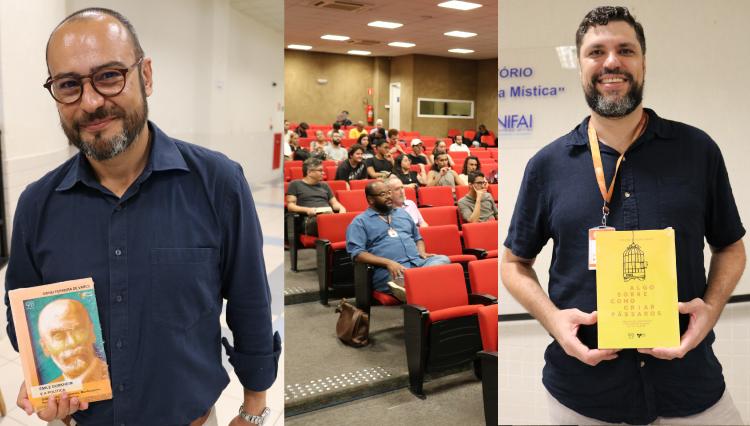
[596,229,680,349]
[8,278,112,411]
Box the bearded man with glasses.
[4,8,278,426]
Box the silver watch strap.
[238,405,270,425]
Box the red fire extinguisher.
[366,104,374,125]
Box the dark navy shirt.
[504,109,745,424]
[4,122,280,425]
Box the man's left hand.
[637,298,719,360]
[419,252,435,259]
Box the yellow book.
[596,229,680,349]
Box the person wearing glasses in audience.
[346,180,448,302]
[457,171,497,223]
[5,8,279,425]
[286,158,346,235]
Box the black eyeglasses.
[43,58,143,104]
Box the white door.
[389,82,401,130]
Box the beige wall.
[412,55,478,138]
[476,59,498,135]
[284,50,374,126]
[285,51,498,138]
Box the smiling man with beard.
[4,7,279,426]
[501,6,746,425]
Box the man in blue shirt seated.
[346,181,450,302]
[5,7,279,425]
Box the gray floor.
[286,370,487,426]
[285,250,320,293]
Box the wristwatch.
[238,405,270,425]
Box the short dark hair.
[432,153,449,172]
[462,156,481,175]
[332,122,341,130]
[373,138,388,148]
[468,171,485,184]
[576,6,646,55]
[387,129,399,138]
[47,8,144,72]
[303,157,322,176]
[348,144,364,158]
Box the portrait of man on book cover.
[24,294,109,386]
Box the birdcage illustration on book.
[623,232,648,281]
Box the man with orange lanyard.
[501,6,746,425]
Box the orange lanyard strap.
[588,112,647,225]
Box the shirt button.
[115,249,122,256]
[624,192,631,198]
[116,340,123,349]
[115,205,123,211]
[116,295,123,303]
[640,361,645,368]
[118,384,125,392]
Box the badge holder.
[588,204,615,270]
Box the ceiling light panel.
[348,50,372,55]
[438,1,483,11]
[444,30,477,38]
[448,48,474,54]
[321,34,350,41]
[287,44,313,50]
[368,21,403,29]
[388,42,416,48]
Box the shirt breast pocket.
[150,248,220,331]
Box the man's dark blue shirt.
[4,122,280,425]
[504,109,745,424]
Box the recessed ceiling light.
[287,44,312,50]
[438,1,483,11]
[449,48,474,54]
[388,42,416,48]
[321,34,350,41]
[368,21,403,29]
[444,30,477,38]
[348,50,372,56]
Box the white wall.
[499,0,750,314]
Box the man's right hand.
[17,382,89,421]
[306,207,316,217]
[548,309,619,366]
[385,260,406,279]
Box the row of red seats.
[333,186,498,211]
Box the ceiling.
[284,0,497,59]
[231,0,284,33]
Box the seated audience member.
[449,135,471,153]
[366,139,394,178]
[295,121,310,137]
[369,118,384,137]
[310,130,327,152]
[327,122,346,139]
[284,132,298,161]
[394,154,425,188]
[429,140,455,166]
[472,123,491,146]
[346,180,448,301]
[357,133,374,159]
[349,121,367,139]
[286,158,346,235]
[387,176,427,227]
[289,133,310,161]
[459,155,480,184]
[458,171,497,223]
[387,128,406,156]
[427,152,464,187]
[335,144,368,182]
[407,139,431,166]
[336,110,353,126]
[325,134,348,163]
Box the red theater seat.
[469,258,498,298]
[418,186,454,207]
[315,212,361,304]
[418,206,458,227]
[349,179,377,191]
[462,222,499,259]
[336,190,369,211]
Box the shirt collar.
[56,121,190,192]
[565,108,675,147]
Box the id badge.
[588,226,615,270]
[388,228,398,238]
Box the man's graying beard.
[584,67,644,118]
[61,78,148,161]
